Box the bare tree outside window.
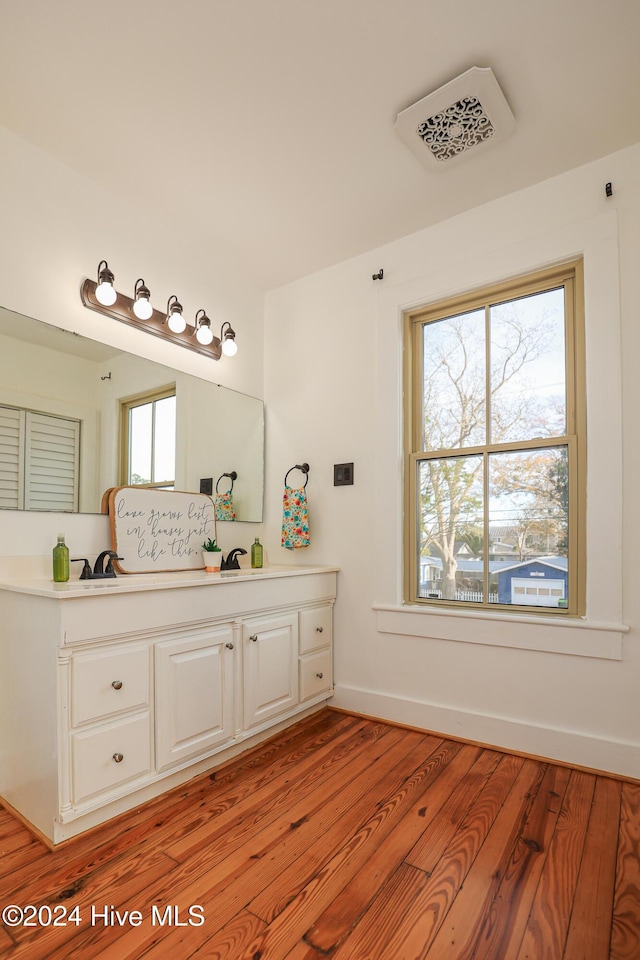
[407,263,584,613]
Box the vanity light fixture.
[194,309,214,346]
[165,295,186,334]
[95,260,117,306]
[80,261,238,361]
[132,278,153,320]
[221,321,238,357]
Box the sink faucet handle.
[70,558,92,580]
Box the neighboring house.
[427,540,477,560]
[490,540,517,559]
[496,557,568,608]
[419,555,506,597]
[420,554,568,606]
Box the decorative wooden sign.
[107,486,217,574]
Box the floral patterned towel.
[282,485,310,549]
[215,491,236,521]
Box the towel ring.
[216,471,237,494]
[284,463,310,489]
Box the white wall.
[0,127,263,397]
[264,142,640,778]
[0,126,265,559]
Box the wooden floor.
[0,709,639,959]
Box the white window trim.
[373,603,626,661]
[119,384,176,489]
[374,208,626,658]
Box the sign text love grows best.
[108,487,216,573]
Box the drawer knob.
[250,634,258,642]
[315,626,324,633]
[226,642,234,650]
[316,672,324,679]
[112,752,124,763]
[111,680,123,690]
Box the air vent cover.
[395,67,515,169]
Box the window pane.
[153,395,176,484]
[488,446,568,608]
[417,455,484,601]
[490,288,566,444]
[129,402,152,484]
[422,309,485,450]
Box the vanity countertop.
[0,564,339,600]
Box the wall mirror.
[0,306,264,521]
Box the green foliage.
[202,538,221,551]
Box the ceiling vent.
[395,66,515,169]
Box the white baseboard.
[331,684,640,780]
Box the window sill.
[374,603,627,660]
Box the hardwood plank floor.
[0,709,638,960]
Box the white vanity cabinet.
[71,643,150,726]
[155,624,235,771]
[243,602,335,727]
[243,612,299,729]
[298,604,333,702]
[0,566,336,844]
[70,712,153,808]
[67,642,153,807]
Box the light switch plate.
[334,462,354,486]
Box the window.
[404,261,585,615]
[119,386,176,489]
[0,404,80,511]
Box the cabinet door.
[243,613,298,729]
[155,626,235,772]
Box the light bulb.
[133,279,153,320]
[133,296,153,320]
[220,322,237,357]
[95,261,117,305]
[166,295,185,333]
[95,280,117,306]
[168,311,186,334]
[196,323,213,345]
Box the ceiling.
[1,0,639,291]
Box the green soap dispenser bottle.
[251,537,263,569]
[52,533,69,583]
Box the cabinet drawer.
[71,712,152,805]
[299,605,332,655]
[71,645,150,726]
[299,649,333,702]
